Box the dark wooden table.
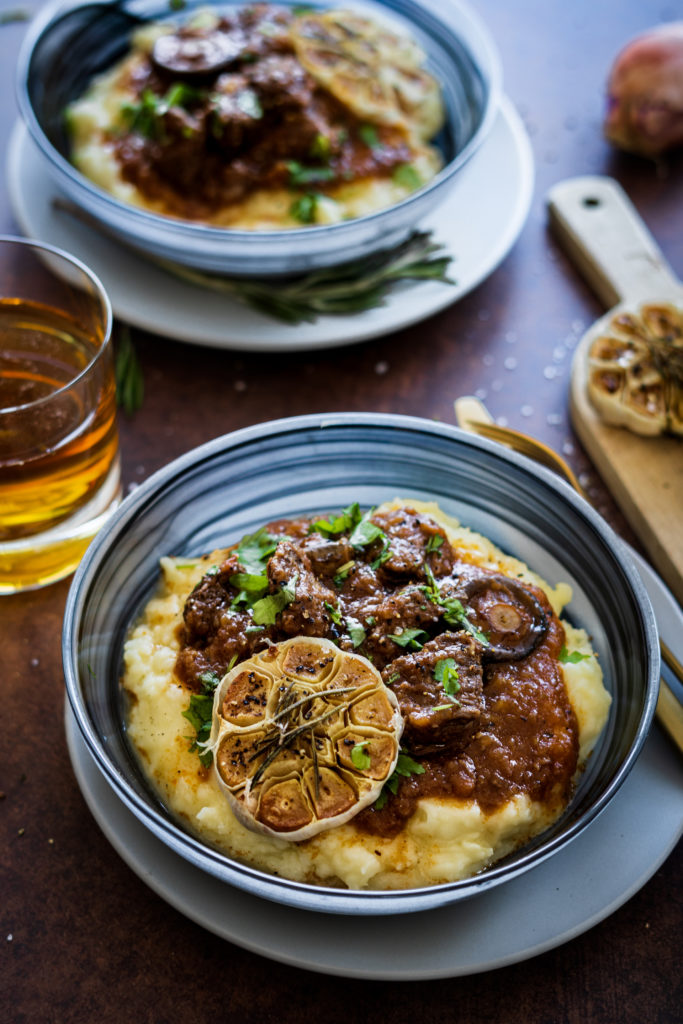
[2,2,681,1021]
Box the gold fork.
[454,395,683,754]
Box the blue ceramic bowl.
[62,413,659,915]
[17,0,502,276]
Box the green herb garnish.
[333,560,356,586]
[0,8,29,24]
[309,133,332,160]
[114,325,144,415]
[182,670,220,767]
[425,535,444,554]
[559,646,592,664]
[251,576,297,625]
[287,161,336,187]
[389,628,429,651]
[375,752,425,808]
[359,124,380,148]
[392,164,422,190]
[345,617,366,649]
[59,216,456,325]
[350,741,371,770]
[434,657,460,700]
[325,601,343,625]
[311,502,362,537]
[237,528,281,574]
[421,565,489,646]
[290,192,320,224]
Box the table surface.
[2,2,681,1021]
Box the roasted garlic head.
[209,636,403,840]
[290,9,444,141]
[587,302,683,436]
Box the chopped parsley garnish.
[309,132,332,160]
[559,646,592,664]
[324,600,343,625]
[359,124,380,148]
[348,509,384,548]
[182,671,220,767]
[392,163,422,190]
[421,565,489,646]
[389,628,429,650]
[345,617,366,649]
[425,535,444,554]
[121,84,201,139]
[290,192,320,224]
[386,671,400,684]
[287,161,336,187]
[236,527,281,574]
[434,657,460,696]
[350,741,371,771]
[333,560,355,586]
[310,502,362,537]
[375,752,425,808]
[251,576,298,625]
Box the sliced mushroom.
[208,636,402,840]
[458,571,548,661]
[152,29,244,78]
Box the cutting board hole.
[582,196,601,208]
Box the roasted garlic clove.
[209,636,402,840]
[290,10,444,141]
[586,302,683,436]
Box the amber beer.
[0,237,120,592]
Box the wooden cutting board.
[548,176,683,605]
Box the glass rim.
[0,233,114,414]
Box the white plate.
[65,613,683,983]
[8,97,533,352]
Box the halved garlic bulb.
[290,10,444,141]
[587,302,683,436]
[208,636,403,841]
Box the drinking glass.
[0,236,121,593]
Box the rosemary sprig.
[52,199,454,324]
[157,230,454,324]
[0,9,30,24]
[114,325,144,415]
[645,335,683,387]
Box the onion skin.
[605,22,683,158]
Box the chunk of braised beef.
[209,74,263,151]
[371,508,455,579]
[248,54,313,109]
[267,540,338,637]
[455,569,549,661]
[298,533,354,577]
[182,572,229,642]
[359,585,441,668]
[384,632,485,755]
[143,105,209,187]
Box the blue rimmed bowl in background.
[16,0,502,276]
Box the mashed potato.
[122,499,611,891]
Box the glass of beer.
[0,236,121,593]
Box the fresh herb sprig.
[157,231,454,324]
[114,325,144,415]
[182,669,221,768]
[374,752,425,809]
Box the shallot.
[604,21,683,157]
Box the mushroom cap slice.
[586,303,683,437]
[209,636,403,841]
[290,9,444,141]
